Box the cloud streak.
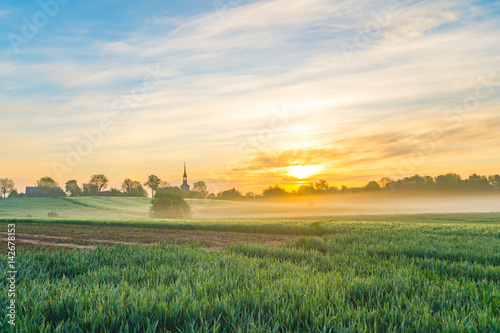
[1,0,500,192]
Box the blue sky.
[1,0,500,193]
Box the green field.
[0,197,152,219]
[1,214,499,332]
[0,197,292,219]
[1,195,499,220]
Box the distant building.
[180,163,190,194]
[25,187,38,197]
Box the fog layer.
[190,194,500,219]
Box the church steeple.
[181,162,190,194]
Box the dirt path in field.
[1,223,296,252]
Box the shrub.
[47,211,59,218]
[150,189,191,218]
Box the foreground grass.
[1,221,499,332]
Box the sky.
[1,0,499,194]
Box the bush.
[109,188,123,196]
[8,189,19,198]
[150,189,191,219]
[47,211,59,218]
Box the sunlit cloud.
[1,0,499,193]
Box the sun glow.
[287,165,322,179]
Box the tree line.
[214,173,500,201]
[0,175,209,199]
[1,172,499,200]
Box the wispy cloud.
[1,0,500,191]
[231,110,500,185]
[0,9,12,18]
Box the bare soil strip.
[10,238,96,250]
[1,223,296,252]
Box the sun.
[287,165,322,179]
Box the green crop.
[1,220,499,332]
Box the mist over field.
[193,194,500,219]
[1,194,499,220]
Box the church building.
[180,163,190,194]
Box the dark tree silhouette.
[435,173,462,191]
[8,189,19,198]
[65,180,83,197]
[83,183,99,196]
[150,189,191,218]
[488,175,500,192]
[36,177,64,197]
[364,181,381,191]
[144,175,162,197]
[314,180,329,191]
[262,185,289,198]
[89,174,109,192]
[465,174,492,192]
[217,188,244,200]
[0,178,15,198]
[297,184,316,196]
[122,179,147,197]
[193,181,209,198]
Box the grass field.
[1,195,499,220]
[1,212,499,332]
[0,197,152,219]
[0,197,311,219]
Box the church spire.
[181,162,190,194]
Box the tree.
[122,179,147,197]
[150,189,192,218]
[341,185,351,194]
[378,177,393,189]
[297,184,316,196]
[122,178,135,196]
[421,176,436,191]
[185,191,203,199]
[262,185,289,198]
[435,173,462,191]
[217,188,244,201]
[89,174,109,193]
[364,181,381,192]
[192,181,209,198]
[144,175,162,197]
[394,175,425,191]
[109,188,124,196]
[36,177,64,197]
[314,180,329,192]
[159,181,170,189]
[465,174,492,192]
[83,183,99,196]
[65,180,83,197]
[326,186,339,194]
[131,184,148,197]
[0,178,15,198]
[8,189,18,198]
[488,175,500,192]
[159,186,182,195]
